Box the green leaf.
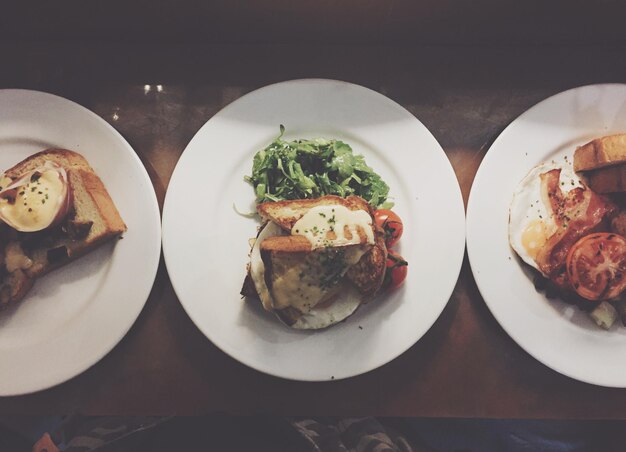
[246,126,391,207]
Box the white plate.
[162,79,465,381]
[0,90,161,395]
[467,83,626,387]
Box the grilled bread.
[257,195,372,232]
[0,149,126,307]
[573,134,626,194]
[583,164,626,194]
[574,134,626,172]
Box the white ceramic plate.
[0,89,161,395]
[467,83,626,387]
[162,79,464,381]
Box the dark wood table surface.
[1,42,626,418]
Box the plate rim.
[0,88,162,396]
[466,82,626,388]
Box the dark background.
[3,0,626,46]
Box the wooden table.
[1,42,626,418]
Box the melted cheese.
[292,205,374,249]
[0,164,68,232]
[269,245,368,311]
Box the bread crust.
[574,134,626,172]
[73,168,127,237]
[3,149,92,177]
[0,149,126,307]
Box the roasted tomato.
[566,233,626,301]
[383,250,408,290]
[374,209,404,248]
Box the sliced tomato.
[566,233,626,301]
[374,209,404,248]
[383,250,408,290]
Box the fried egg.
[509,160,583,272]
[248,221,365,329]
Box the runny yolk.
[521,219,550,261]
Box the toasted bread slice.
[257,195,372,231]
[574,134,626,172]
[261,240,370,315]
[583,163,626,193]
[0,149,126,307]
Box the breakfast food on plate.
[241,195,389,329]
[242,129,407,330]
[0,149,126,307]
[241,195,409,329]
[509,134,626,329]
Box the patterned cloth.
[26,416,418,452]
[33,416,169,452]
[291,418,415,452]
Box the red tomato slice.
[566,233,626,301]
[374,209,404,248]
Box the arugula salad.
[245,126,392,208]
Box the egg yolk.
[522,219,551,261]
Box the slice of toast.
[0,149,126,307]
[257,195,372,232]
[573,134,626,172]
[583,163,626,193]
